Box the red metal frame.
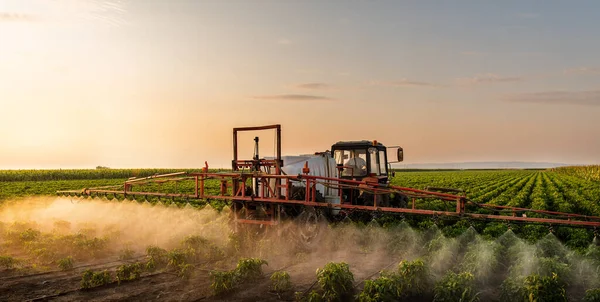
[57,124,600,229]
[60,170,600,228]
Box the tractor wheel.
[294,206,327,251]
[233,205,271,242]
[391,193,410,208]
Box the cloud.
[506,90,600,106]
[252,94,334,101]
[371,79,437,87]
[457,73,522,85]
[0,12,35,22]
[295,83,331,90]
[564,67,600,76]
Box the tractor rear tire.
[294,206,327,251]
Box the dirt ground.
[0,197,406,302]
[0,249,396,302]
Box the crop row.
[555,165,600,182]
[0,168,222,182]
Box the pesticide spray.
[1,196,600,300]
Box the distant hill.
[393,161,573,170]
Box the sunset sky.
[1,0,599,169]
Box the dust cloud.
[0,196,230,253]
[2,196,600,299]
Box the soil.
[0,250,394,302]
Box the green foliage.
[499,276,527,301]
[209,258,268,295]
[316,262,355,302]
[19,228,40,242]
[182,235,225,261]
[57,256,74,270]
[73,236,108,259]
[182,235,209,249]
[210,270,237,295]
[0,168,210,182]
[0,256,18,269]
[536,257,570,280]
[118,247,135,260]
[145,245,168,272]
[536,234,568,261]
[81,269,112,289]
[271,271,293,293]
[433,271,478,302]
[523,273,567,302]
[178,263,194,280]
[167,248,188,269]
[555,165,600,183]
[481,222,508,239]
[236,258,268,280]
[500,256,570,301]
[359,259,431,302]
[31,247,57,263]
[296,290,324,302]
[359,274,401,302]
[583,288,600,302]
[116,262,143,284]
[397,259,429,295]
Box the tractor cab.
[331,140,403,183]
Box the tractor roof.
[332,140,385,148]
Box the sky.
[1,0,599,169]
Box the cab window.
[379,150,387,176]
[335,149,367,176]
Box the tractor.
[58,124,600,249]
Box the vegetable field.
[3,168,600,301]
[555,165,600,183]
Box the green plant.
[296,290,324,302]
[58,256,74,270]
[0,256,18,269]
[397,259,429,296]
[583,288,600,302]
[73,236,108,259]
[32,247,57,263]
[358,259,430,302]
[116,262,143,284]
[210,270,237,295]
[19,228,40,242]
[316,262,355,302]
[145,245,168,271]
[499,275,526,301]
[81,269,112,289]
[236,257,268,280]
[358,274,401,302]
[167,249,188,269]
[271,271,293,293]
[433,271,478,302]
[209,257,269,295]
[178,263,194,280]
[182,235,224,261]
[523,273,567,302]
[118,247,135,260]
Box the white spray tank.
[277,152,341,215]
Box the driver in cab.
[343,151,367,177]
